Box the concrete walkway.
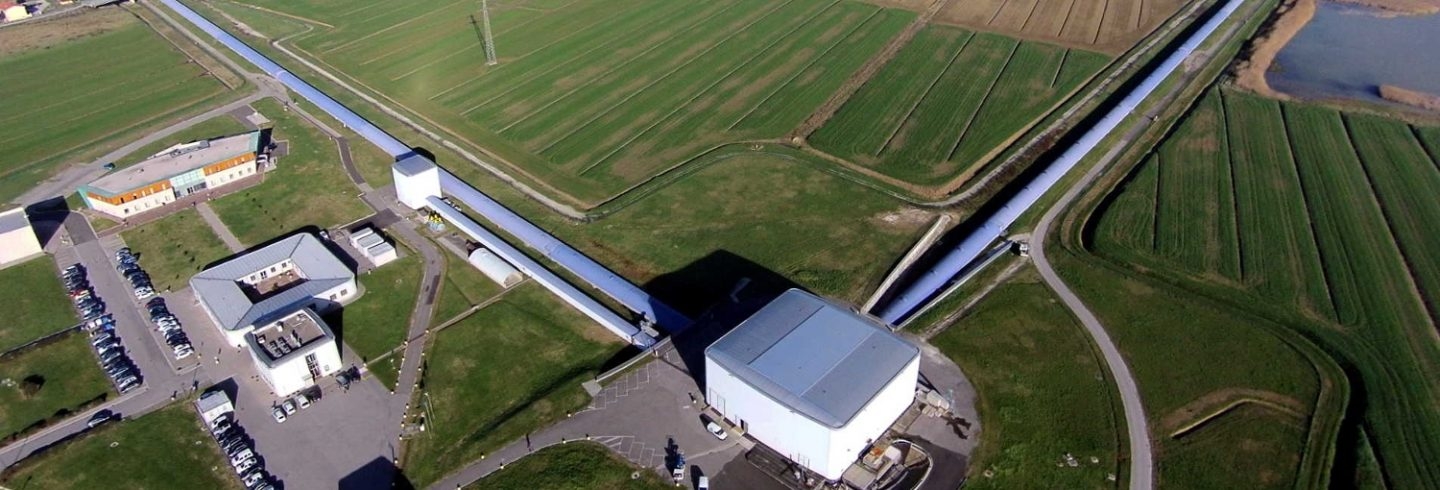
[194,202,245,252]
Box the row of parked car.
[145,297,193,360]
[270,392,312,423]
[116,248,195,360]
[207,412,275,490]
[66,264,140,394]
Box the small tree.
[20,375,45,398]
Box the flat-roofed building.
[79,132,262,219]
[246,308,342,397]
[348,226,398,267]
[705,289,920,480]
[1,2,30,22]
[0,207,43,268]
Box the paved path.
[379,217,443,428]
[194,202,245,252]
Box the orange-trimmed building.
[80,132,262,219]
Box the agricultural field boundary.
[1030,0,1348,484]
[1166,390,1307,439]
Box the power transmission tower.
[480,0,498,66]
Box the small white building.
[245,309,342,397]
[0,207,43,268]
[348,227,397,267]
[190,233,355,397]
[195,389,234,426]
[705,289,920,480]
[467,247,522,288]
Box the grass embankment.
[208,98,369,245]
[0,9,234,202]
[0,403,241,489]
[811,25,1109,190]
[466,442,671,490]
[928,266,1121,489]
[0,333,111,440]
[402,284,622,487]
[431,253,505,327]
[1083,86,1440,487]
[333,254,421,364]
[121,209,232,293]
[196,0,914,204]
[0,258,75,351]
[113,116,251,168]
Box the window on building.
[340,289,348,296]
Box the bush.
[19,375,45,398]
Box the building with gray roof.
[190,233,356,347]
[705,289,920,480]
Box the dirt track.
[1231,0,1313,98]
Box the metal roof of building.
[0,207,31,234]
[86,132,260,194]
[706,289,919,428]
[190,233,352,331]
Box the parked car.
[87,410,115,428]
[230,448,254,466]
[296,393,311,410]
[118,381,139,394]
[271,408,286,424]
[281,399,297,415]
[235,458,258,474]
[90,333,113,346]
[99,350,124,364]
[705,419,728,440]
[241,470,266,488]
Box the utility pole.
[480,0,498,66]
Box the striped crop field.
[1090,87,1440,488]
[219,0,915,204]
[929,0,1189,54]
[0,11,232,202]
[811,24,1108,187]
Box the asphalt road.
[1026,1,1264,488]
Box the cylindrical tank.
[468,248,523,288]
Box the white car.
[230,448,254,466]
[296,393,311,410]
[705,420,727,440]
[271,407,286,423]
[281,399,297,415]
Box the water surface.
[1268,2,1440,102]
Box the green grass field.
[0,403,241,489]
[403,283,622,486]
[432,253,506,327]
[811,26,1109,188]
[114,115,250,168]
[1088,87,1440,488]
[0,258,76,351]
[211,0,916,204]
[0,333,111,440]
[208,99,369,245]
[927,267,1120,488]
[466,442,671,490]
[333,254,422,363]
[121,208,233,293]
[0,10,234,203]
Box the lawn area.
[0,258,76,351]
[205,0,913,204]
[114,115,251,168]
[466,442,671,490]
[121,209,232,293]
[811,26,1109,189]
[431,252,505,327]
[0,332,111,440]
[1087,86,1440,487]
[0,403,241,489]
[208,98,369,245]
[0,8,234,202]
[927,266,1120,488]
[330,254,421,363]
[403,283,623,486]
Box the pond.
[1267,1,1440,102]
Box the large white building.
[79,132,262,220]
[0,207,43,268]
[705,289,920,480]
[191,233,355,396]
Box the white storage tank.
[468,248,523,288]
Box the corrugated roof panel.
[706,289,918,428]
[750,307,873,395]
